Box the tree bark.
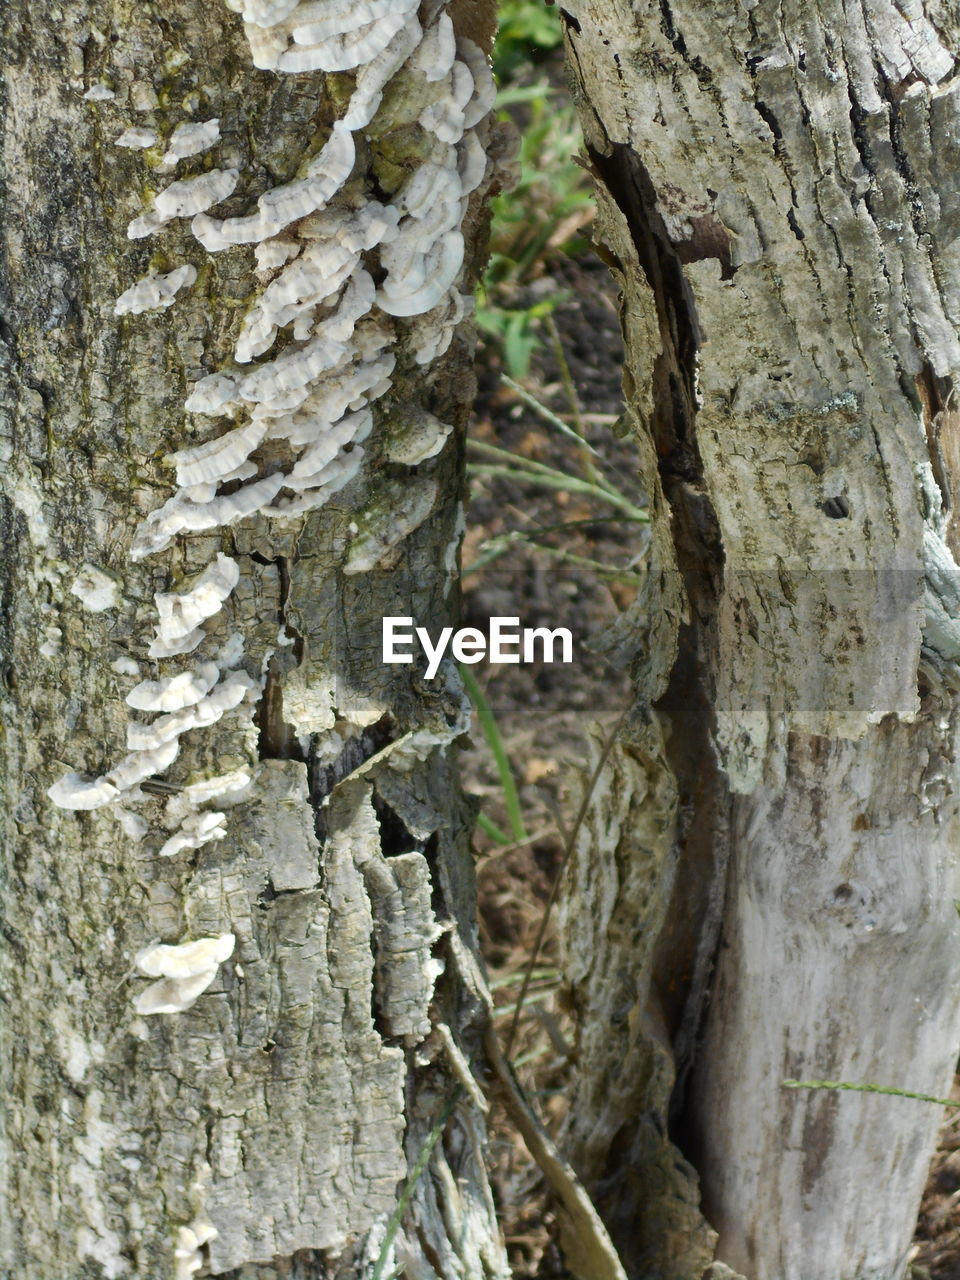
[560,1,960,1277]
[0,3,510,1277]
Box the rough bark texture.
[0,3,509,1277]
[560,1,960,1277]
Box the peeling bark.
[561,1,960,1277]
[0,3,510,1277]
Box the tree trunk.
[560,1,960,1277]
[0,3,512,1276]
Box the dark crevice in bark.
[587,136,735,1245]
[657,0,713,91]
[369,944,391,1041]
[751,92,807,236]
[753,97,783,141]
[674,215,736,279]
[214,1249,329,1280]
[258,877,312,906]
[256,664,306,762]
[276,553,305,663]
[0,498,13,699]
[654,625,733,1139]
[916,362,955,523]
[587,138,723,620]
[878,62,959,345]
[257,553,307,761]
[844,69,880,194]
[306,714,395,842]
[587,143,702,479]
[372,790,418,857]
[879,67,930,242]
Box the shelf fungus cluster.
[50,0,499,1054]
[132,933,236,1016]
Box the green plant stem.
[469,438,592,482]
[522,515,650,531]
[371,1087,463,1280]
[460,665,528,843]
[470,461,646,520]
[494,987,558,1018]
[476,811,511,845]
[463,515,648,574]
[783,1078,959,1107]
[494,381,631,509]
[513,1042,558,1068]
[464,530,642,582]
[505,711,629,1059]
[544,314,602,487]
[494,84,558,108]
[476,826,559,863]
[501,373,601,458]
[467,442,648,520]
[489,967,560,991]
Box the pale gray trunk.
[560,2,960,1278]
[0,3,509,1277]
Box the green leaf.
[494,84,557,109]
[503,312,537,378]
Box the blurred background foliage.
[463,12,641,1276]
[477,0,595,377]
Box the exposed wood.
[560,0,960,1276]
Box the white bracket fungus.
[53,0,501,1099]
[154,168,239,219]
[132,932,235,1015]
[162,119,221,164]
[125,662,220,712]
[170,421,266,487]
[174,1219,218,1280]
[164,769,251,828]
[46,28,505,1274]
[254,236,301,269]
[47,772,120,811]
[382,407,453,465]
[190,120,355,252]
[124,672,256,752]
[153,554,240,644]
[410,12,457,82]
[105,737,181,792]
[135,932,235,979]
[115,126,158,149]
[114,265,197,315]
[456,37,497,128]
[157,810,228,859]
[127,208,173,240]
[116,807,149,839]
[147,626,206,660]
[183,372,240,416]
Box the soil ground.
[465,245,960,1278]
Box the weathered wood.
[560,1,960,1276]
[0,3,510,1276]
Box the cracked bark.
[0,3,508,1278]
[561,2,960,1278]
